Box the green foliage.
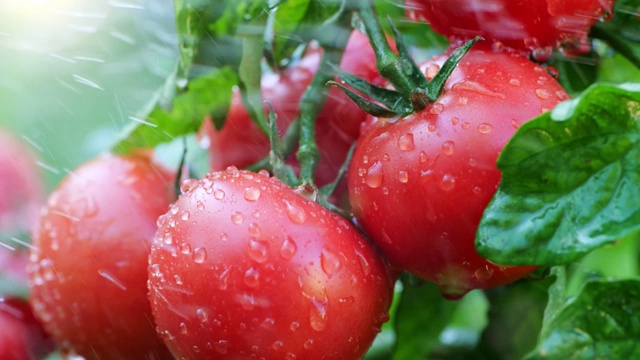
[477,83,640,266]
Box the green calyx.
[329,0,481,117]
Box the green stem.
[296,9,352,186]
[356,0,416,98]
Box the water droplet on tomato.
[473,186,482,195]
[163,232,173,245]
[225,166,239,177]
[365,161,383,189]
[180,179,199,194]
[181,243,191,255]
[280,236,297,260]
[451,117,459,125]
[243,187,261,202]
[304,339,314,349]
[231,211,244,225]
[156,214,168,227]
[478,123,493,134]
[461,122,470,129]
[509,78,520,86]
[290,321,300,331]
[556,90,568,100]
[248,223,260,237]
[271,340,284,350]
[181,211,190,221]
[430,103,444,114]
[196,201,205,211]
[535,88,550,99]
[441,141,455,156]
[214,340,228,354]
[382,153,391,162]
[214,189,225,200]
[309,296,328,331]
[179,322,188,335]
[252,209,260,218]
[284,200,307,225]
[170,204,179,215]
[354,250,371,276]
[244,267,260,288]
[174,274,183,285]
[249,239,269,263]
[474,266,494,281]
[196,308,208,323]
[398,170,409,183]
[362,155,369,164]
[193,247,207,263]
[150,263,162,277]
[440,174,456,191]
[532,46,552,62]
[320,249,342,277]
[398,133,415,151]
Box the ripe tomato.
[0,296,55,360]
[349,43,568,298]
[28,152,175,359]
[0,129,44,235]
[200,30,384,191]
[405,0,614,58]
[149,168,394,359]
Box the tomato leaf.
[476,83,640,266]
[526,279,640,359]
[112,67,237,154]
[391,279,458,360]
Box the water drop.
[451,117,459,125]
[180,179,199,194]
[532,46,552,62]
[280,236,298,260]
[156,214,168,227]
[180,322,188,335]
[309,297,329,331]
[249,239,269,263]
[181,243,192,255]
[181,211,190,221]
[244,267,260,288]
[430,103,444,114]
[304,339,314,349]
[231,211,244,225]
[354,250,371,276]
[252,209,260,218]
[272,341,284,350]
[398,171,409,183]
[419,151,429,163]
[150,264,162,277]
[163,232,173,245]
[243,187,261,202]
[320,249,342,277]
[477,123,493,134]
[196,201,205,211]
[398,133,415,151]
[290,321,300,331]
[214,189,225,200]
[461,122,471,129]
[509,79,520,86]
[193,247,207,264]
[382,153,391,162]
[218,268,230,290]
[474,266,494,281]
[535,88,550,99]
[214,340,228,355]
[362,155,369,164]
[225,166,239,177]
[440,174,456,191]
[441,141,455,156]
[196,308,208,323]
[365,161,383,189]
[284,200,307,224]
[174,275,183,285]
[248,223,260,237]
[473,186,482,195]
[170,204,179,215]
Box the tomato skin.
[149,168,394,360]
[0,296,55,360]
[349,45,568,298]
[201,30,383,190]
[405,0,614,55]
[28,153,175,359]
[0,130,44,235]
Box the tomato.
[28,152,175,359]
[349,43,568,298]
[405,0,614,58]
[0,296,55,360]
[0,129,44,235]
[149,167,394,359]
[200,30,384,192]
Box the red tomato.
[405,0,614,58]
[0,296,55,360]
[349,44,569,298]
[149,168,394,359]
[28,152,175,359]
[200,30,384,192]
[0,129,44,235]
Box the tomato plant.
[200,29,385,190]
[148,167,394,360]
[405,0,615,58]
[349,43,567,298]
[27,153,175,359]
[0,296,55,360]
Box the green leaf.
[526,279,640,360]
[550,50,600,96]
[591,0,640,69]
[113,67,237,154]
[392,279,458,360]
[476,83,640,266]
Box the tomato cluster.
[2,1,614,359]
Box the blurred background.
[0,0,178,191]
